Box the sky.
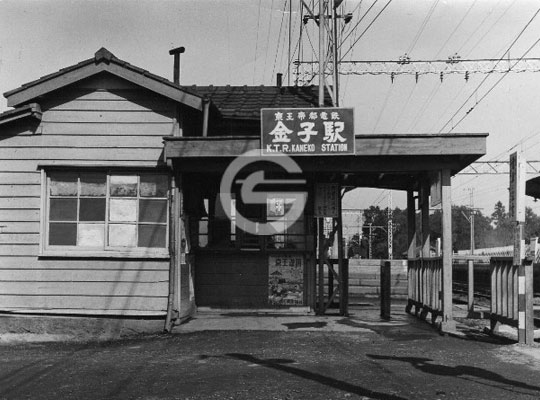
[1,0,540,217]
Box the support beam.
[407,189,416,259]
[421,179,430,258]
[441,169,456,332]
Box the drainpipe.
[165,46,185,333]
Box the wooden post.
[337,184,347,316]
[380,260,391,319]
[440,169,455,332]
[407,189,417,259]
[318,218,325,314]
[340,258,349,316]
[421,180,430,258]
[517,223,534,345]
[406,189,416,313]
[467,259,474,317]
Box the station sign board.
[509,151,525,222]
[261,107,355,156]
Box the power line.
[445,35,540,133]
[438,6,540,133]
[340,0,393,61]
[407,0,439,56]
[463,0,517,58]
[252,0,263,84]
[433,0,477,59]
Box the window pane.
[80,198,106,221]
[109,199,137,222]
[81,173,106,196]
[140,175,168,197]
[78,223,105,247]
[267,197,285,217]
[49,223,77,246]
[138,225,166,248]
[50,172,78,196]
[109,224,137,247]
[50,198,77,221]
[139,199,167,223]
[110,175,137,197]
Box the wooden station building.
[0,48,487,332]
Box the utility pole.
[301,0,352,106]
[318,0,326,106]
[461,188,479,255]
[388,191,393,259]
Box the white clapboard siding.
[40,122,174,136]
[0,172,41,185]
[0,295,167,313]
[0,268,167,282]
[1,160,162,172]
[0,209,40,222]
[0,197,40,208]
[0,256,169,270]
[42,110,173,124]
[0,233,40,244]
[0,244,39,256]
[3,135,166,148]
[0,147,165,161]
[0,73,178,316]
[0,222,41,234]
[0,184,41,197]
[0,281,169,297]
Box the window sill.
[39,249,170,259]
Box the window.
[266,196,305,250]
[44,170,169,257]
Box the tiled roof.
[4,48,191,98]
[182,85,333,120]
[3,48,330,118]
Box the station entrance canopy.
[164,133,487,187]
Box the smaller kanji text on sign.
[261,108,354,155]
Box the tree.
[429,205,492,252]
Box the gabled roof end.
[94,48,116,64]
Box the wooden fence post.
[380,260,391,319]
[467,259,474,317]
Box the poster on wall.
[314,183,339,217]
[268,255,304,306]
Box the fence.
[406,257,443,324]
[489,256,534,344]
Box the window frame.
[40,168,170,259]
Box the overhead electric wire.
[439,6,540,133]
[446,35,540,133]
[340,0,393,61]
[339,0,379,47]
[262,0,276,83]
[433,0,477,59]
[456,0,502,56]
[271,0,289,83]
[372,82,395,134]
[390,81,418,133]
[407,0,440,56]
[252,0,263,84]
[463,0,517,58]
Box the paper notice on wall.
[268,255,304,306]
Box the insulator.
[465,71,469,82]
[415,71,419,83]
[440,72,444,82]
[391,72,395,83]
